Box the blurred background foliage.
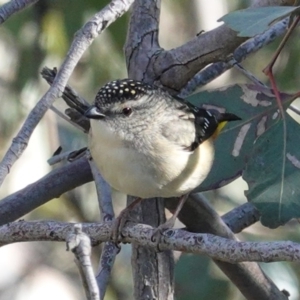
[0,0,300,299]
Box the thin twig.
[49,105,86,133]
[263,16,300,75]
[232,62,267,87]
[89,157,115,221]
[231,60,300,117]
[89,158,120,300]
[47,149,75,166]
[66,224,100,300]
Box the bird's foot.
[111,212,128,243]
[151,194,189,250]
[151,215,176,249]
[111,197,143,243]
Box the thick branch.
[0,220,298,267]
[153,24,247,93]
[0,156,92,226]
[180,18,289,97]
[125,0,161,79]
[125,3,174,300]
[127,0,291,94]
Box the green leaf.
[243,114,300,228]
[219,6,300,37]
[186,84,294,192]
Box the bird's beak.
[84,106,106,120]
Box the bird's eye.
[122,107,132,116]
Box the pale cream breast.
[89,120,161,198]
[149,137,215,196]
[89,120,215,198]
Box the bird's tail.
[212,112,241,139]
[217,113,241,123]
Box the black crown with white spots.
[95,79,155,106]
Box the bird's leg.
[151,194,189,245]
[111,197,143,243]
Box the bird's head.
[85,79,177,139]
[85,79,159,118]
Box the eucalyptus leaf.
[243,114,300,228]
[219,6,299,37]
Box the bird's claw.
[151,217,176,251]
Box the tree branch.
[153,24,247,93]
[66,224,100,300]
[0,0,39,24]
[89,158,120,300]
[222,202,261,234]
[180,17,289,97]
[0,0,134,187]
[165,195,286,300]
[125,0,291,94]
[0,156,92,226]
[125,0,161,79]
[125,2,175,299]
[0,157,283,299]
[0,220,299,266]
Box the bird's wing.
[159,95,218,152]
